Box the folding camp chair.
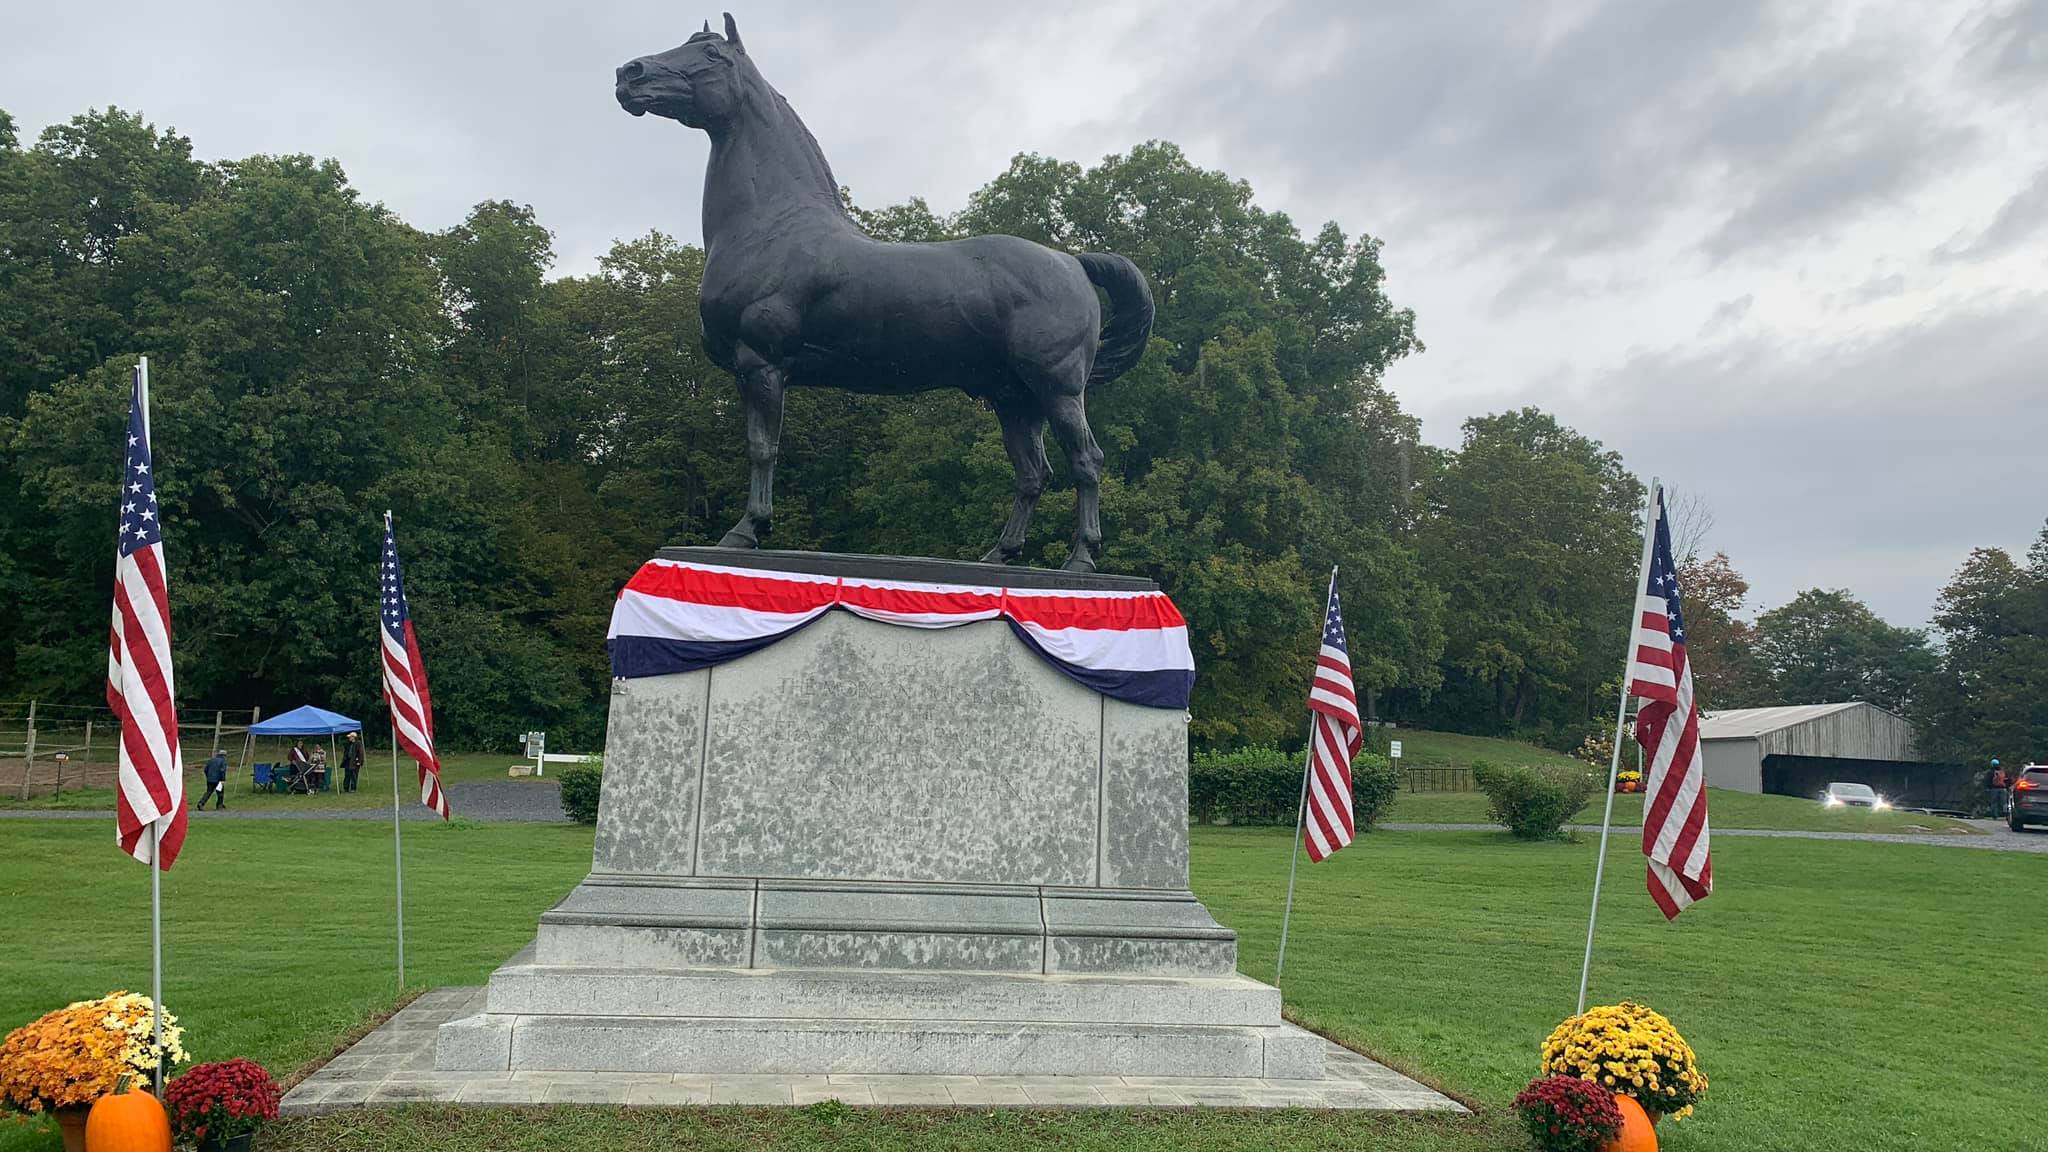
[252,763,273,793]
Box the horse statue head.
[614,14,762,131]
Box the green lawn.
[0,752,552,812]
[1386,786,1984,835]
[267,1105,1511,1150]
[1377,729,1584,772]
[1206,827,2043,1152]
[4,821,2043,1151]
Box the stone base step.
[437,1013,1327,1080]
[535,876,1239,977]
[483,961,1283,1026]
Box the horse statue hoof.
[979,545,1018,565]
[718,529,760,549]
[1061,555,1097,574]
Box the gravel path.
[1380,821,2048,854]
[0,780,567,823]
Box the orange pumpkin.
[1601,1093,1658,1152]
[85,1082,172,1152]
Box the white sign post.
[1389,740,1403,760]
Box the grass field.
[1376,729,1585,771]
[4,819,2044,1151]
[0,752,551,812]
[1385,786,1983,835]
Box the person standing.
[1988,760,2008,818]
[342,731,364,793]
[195,749,228,810]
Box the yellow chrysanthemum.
[1538,1001,1705,1121]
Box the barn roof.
[1698,702,1873,740]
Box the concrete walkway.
[281,988,1465,1113]
[1380,821,2048,854]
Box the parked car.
[1820,781,1888,811]
[2009,765,2048,833]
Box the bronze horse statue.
[615,15,1153,572]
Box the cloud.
[1957,0,2048,98]
[1939,165,2048,259]
[1125,0,1984,273]
[1700,294,1754,337]
[1567,293,2048,624]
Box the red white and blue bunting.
[607,558,1196,710]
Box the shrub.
[1571,730,1614,769]
[1349,751,1402,831]
[1472,760,1596,840]
[1190,746,1402,832]
[1512,1074,1623,1152]
[556,760,604,824]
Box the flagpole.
[386,510,407,988]
[392,734,406,988]
[1275,564,1337,988]
[150,819,164,1094]
[139,354,166,1094]
[1576,478,1661,1015]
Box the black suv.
[2010,765,2048,833]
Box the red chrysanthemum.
[1513,1075,1623,1152]
[163,1059,279,1144]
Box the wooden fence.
[0,702,262,799]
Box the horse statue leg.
[1044,391,1103,573]
[980,400,1051,565]
[720,348,786,549]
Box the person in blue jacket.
[195,748,228,810]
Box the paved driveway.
[1379,821,2048,854]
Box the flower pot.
[53,1106,90,1152]
[197,1134,255,1152]
[1601,1093,1657,1152]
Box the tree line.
[1,107,2040,768]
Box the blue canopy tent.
[248,706,361,792]
[249,705,361,736]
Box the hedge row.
[1189,746,1401,831]
[559,747,1409,832]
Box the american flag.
[1629,489,1711,918]
[379,513,449,819]
[108,359,187,868]
[1303,572,1361,863]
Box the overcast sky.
[7,0,2046,626]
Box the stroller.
[281,761,315,794]
[281,752,319,794]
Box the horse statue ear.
[702,19,711,33]
[723,12,744,52]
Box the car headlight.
[1823,796,1842,807]
[1872,799,1890,811]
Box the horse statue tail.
[1077,252,1155,386]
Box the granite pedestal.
[439,550,1319,1081]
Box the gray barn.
[1697,702,1942,802]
